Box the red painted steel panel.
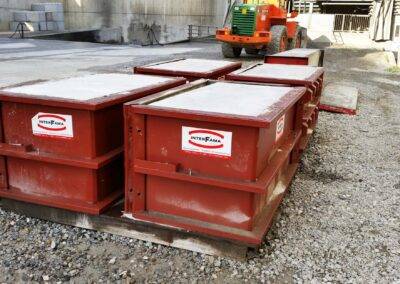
[124,80,307,245]
[225,63,324,152]
[147,176,254,230]
[0,75,186,214]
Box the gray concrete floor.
[0,38,261,88]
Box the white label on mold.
[276,115,285,141]
[32,112,73,139]
[182,127,232,158]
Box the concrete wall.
[1,0,227,44]
[297,13,382,48]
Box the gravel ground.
[0,45,400,283]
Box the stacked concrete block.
[31,3,64,31]
[10,11,45,32]
[10,21,39,32]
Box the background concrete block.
[24,22,39,32]
[10,21,39,32]
[32,3,63,12]
[39,21,47,31]
[55,21,64,31]
[10,21,20,31]
[25,11,45,22]
[51,12,64,22]
[45,12,53,22]
[46,21,55,31]
[320,83,359,114]
[13,11,28,22]
[31,3,46,11]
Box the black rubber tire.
[245,48,260,55]
[288,26,302,49]
[221,42,242,58]
[266,25,288,55]
[300,27,308,48]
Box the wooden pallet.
[0,198,248,260]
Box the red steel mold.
[265,48,323,67]
[0,74,186,214]
[124,80,307,245]
[226,63,324,151]
[134,58,242,81]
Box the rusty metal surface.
[124,80,306,245]
[225,64,324,152]
[0,75,186,214]
[265,48,323,67]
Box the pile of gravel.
[1,47,399,283]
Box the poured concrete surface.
[150,82,291,116]
[272,48,320,57]
[145,59,237,73]
[238,64,321,80]
[321,83,359,111]
[4,74,173,101]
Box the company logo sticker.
[276,115,285,142]
[31,113,73,139]
[182,127,232,158]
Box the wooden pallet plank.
[0,198,248,260]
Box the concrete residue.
[150,82,291,117]
[3,74,173,101]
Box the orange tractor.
[216,0,305,57]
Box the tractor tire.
[288,26,302,49]
[300,27,308,48]
[221,42,242,58]
[245,48,259,55]
[266,25,288,55]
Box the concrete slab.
[51,12,64,22]
[55,21,65,31]
[320,83,359,115]
[31,3,63,12]
[46,21,55,31]
[39,21,47,31]
[45,12,53,22]
[150,82,291,116]
[4,74,174,101]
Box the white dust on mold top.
[240,64,319,80]
[147,59,235,73]
[150,82,293,117]
[3,74,173,101]
[273,48,320,57]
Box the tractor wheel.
[266,25,288,55]
[245,48,259,55]
[221,43,242,58]
[300,27,308,48]
[288,26,302,49]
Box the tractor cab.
[216,0,303,58]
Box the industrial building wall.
[0,0,227,43]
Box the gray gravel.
[1,46,400,283]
